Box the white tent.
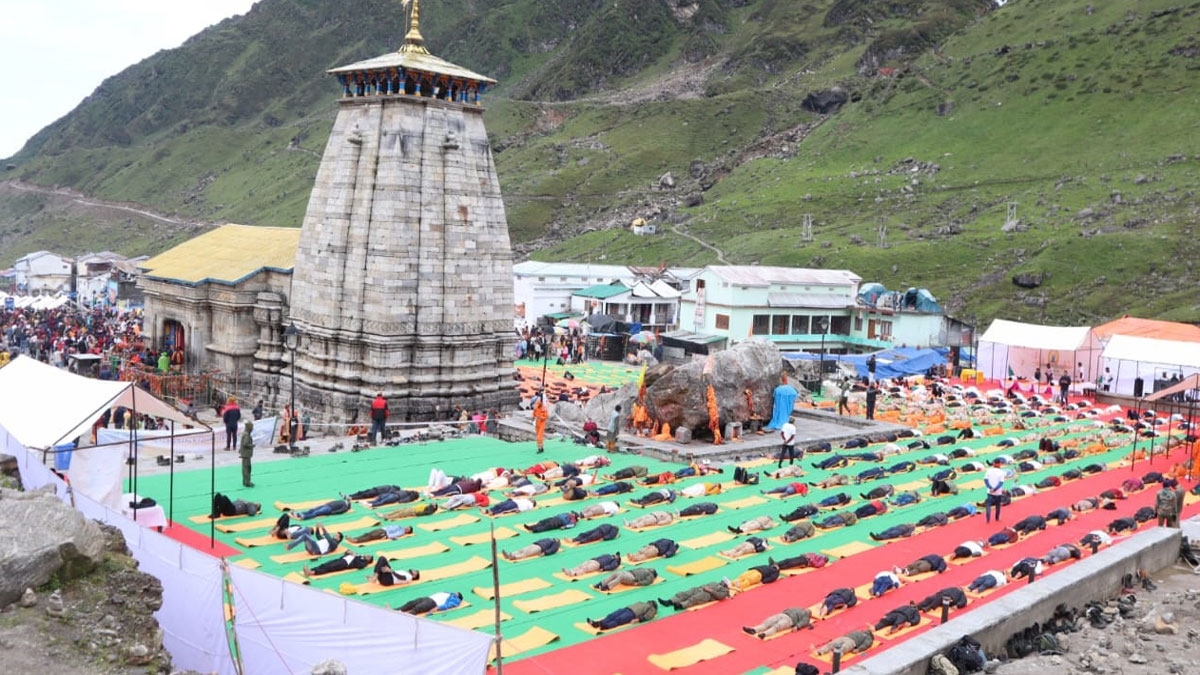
[978,319,1102,383]
[1100,334,1200,397]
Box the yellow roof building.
[140,224,300,286]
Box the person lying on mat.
[540,463,581,481]
[1009,557,1044,581]
[1133,506,1157,523]
[1010,485,1038,498]
[502,538,560,561]
[675,462,723,478]
[810,475,851,490]
[814,630,874,656]
[780,503,820,522]
[949,447,976,459]
[586,601,657,631]
[562,552,621,578]
[365,556,419,586]
[1079,530,1113,548]
[442,492,490,511]
[861,484,895,500]
[916,454,949,467]
[209,493,261,519]
[916,512,948,529]
[848,451,885,464]
[960,460,987,473]
[872,602,921,634]
[426,468,461,493]
[591,480,634,497]
[1035,475,1063,489]
[579,500,621,519]
[508,478,550,497]
[678,501,720,518]
[595,566,659,591]
[517,460,558,477]
[770,552,829,571]
[607,465,648,481]
[951,540,986,559]
[817,587,858,616]
[396,591,462,615]
[640,470,678,486]
[869,523,915,541]
[556,473,598,489]
[289,496,352,521]
[1070,496,1101,512]
[1099,488,1126,501]
[679,481,722,498]
[285,525,343,556]
[743,607,814,638]
[811,454,850,471]
[657,580,730,610]
[347,524,414,544]
[817,492,852,508]
[1107,517,1139,534]
[730,563,781,591]
[1012,514,1048,535]
[916,586,967,612]
[630,488,677,507]
[967,570,1008,594]
[302,551,373,578]
[854,500,888,519]
[430,477,483,498]
[719,536,768,560]
[876,443,903,459]
[885,461,917,474]
[1121,477,1144,493]
[625,511,674,530]
[930,478,958,497]
[1042,543,1082,565]
[762,482,808,498]
[560,480,589,502]
[570,523,619,545]
[869,569,902,597]
[524,511,580,533]
[900,553,947,576]
[728,515,776,534]
[986,527,1019,547]
[890,490,921,507]
[841,437,870,450]
[482,497,536,517]
[1045,507,1071,525]
[814,511,858,530]
[781,519,817,543]
[348,485,403,501]
[367,489,421,508]
[576,454,612,469]
[382,503,439,521]
[1061,468,1083,481]
[772,465,806,479]
[269,513,309,540]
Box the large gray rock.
[311,659,348,675]
[0,487,106,609]
[645,340,783,433]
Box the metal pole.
[132,386,140,518]
[490,520,504,674]
[210,429,216,549]
[289,349,297,452]
[169,420,175,524]
[1130,396,1140,473]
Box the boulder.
[801,87,849,115]
[311,660,349,675]
[1012,273,1044,289]
[0,487,106,609]
[644,340,783,433]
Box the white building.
[569,280,683,332]
[513,261,696,327]
[12,251,73,296]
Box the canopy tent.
[1100,334,1200,397]
[977,319,1102,383]
[782,346,946,381]
[1092,316,1200,344]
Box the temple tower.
[284,1,517,422]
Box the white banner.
[96,417,282,456]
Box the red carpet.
[504,446,1192,675]
[161,521,241,558]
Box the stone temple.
[273,2,518,422]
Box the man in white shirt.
[967,570,1008,593]
[983,460,1007,523]
[778,417,798,468]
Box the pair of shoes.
[244,483,255,488]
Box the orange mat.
[647,638,734,671]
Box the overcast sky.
[0,0,259,158]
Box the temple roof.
[140,224,300,286]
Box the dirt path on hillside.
[3,181,201,228]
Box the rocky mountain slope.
[2,0,1198,325]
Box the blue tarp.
[783,346,947,380]
[765,384,799,430]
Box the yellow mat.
[472,577,552,600]
[574,620,637,636]
[582,508,624,520]
[599,577,665,595]
[513,588,592,614]
[450,526,519,546]
[355,576,424,595]
[1186,492,1200,506]
[647,638,734,671]
[923,598,972,619]
[423,555,492,582]
[231,558,261,570]
[282,572,309,585]
[269,546,347,564]
[780,566,818,577]
[489,626,560,661]
[215,516,279,533]
[626,519,676,533]
[769,532,821,547]
[967,585,1004,600]
[552,569,606,582]
[446,609,511,630]
[274,498,337,511]
[902,569,941,582]
[894,480,926,492]
[720,496,768,510]
[189,513,247,525]
[427,600,472,616]
[377,541,451,560]
[822,541,876,558]
[680,531,736,550]
[666,556,727,577]
[418,514,481,532]
[325,516,380,534]
[812,644,875,665]
[234,533,285,547]
[947,553,985,566]
[874,618,928,640]
[738,457,775,468]
[958,479,985,491]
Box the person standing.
[1034,366,1042,384]
[607,405,621,453]
[837,378,851,415]
[239,420,255,488]
[533,397,549,454]
[370,392,389,444]
[1058,372,1071,406]
[778,417,797,468]
[865,383,878,421]
[252,399,264,421]
[983,459,1007,523]
[221,397,242,451]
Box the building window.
[752,314,770,335]
[772,315,790,335]
[879,320,894,339]
[715,314,729,330]
[854,315,863,331]
[791,315,810,334]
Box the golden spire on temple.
[399,0,429,55]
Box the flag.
[1007,365,1015,378]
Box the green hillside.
[2,0,1198,325]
